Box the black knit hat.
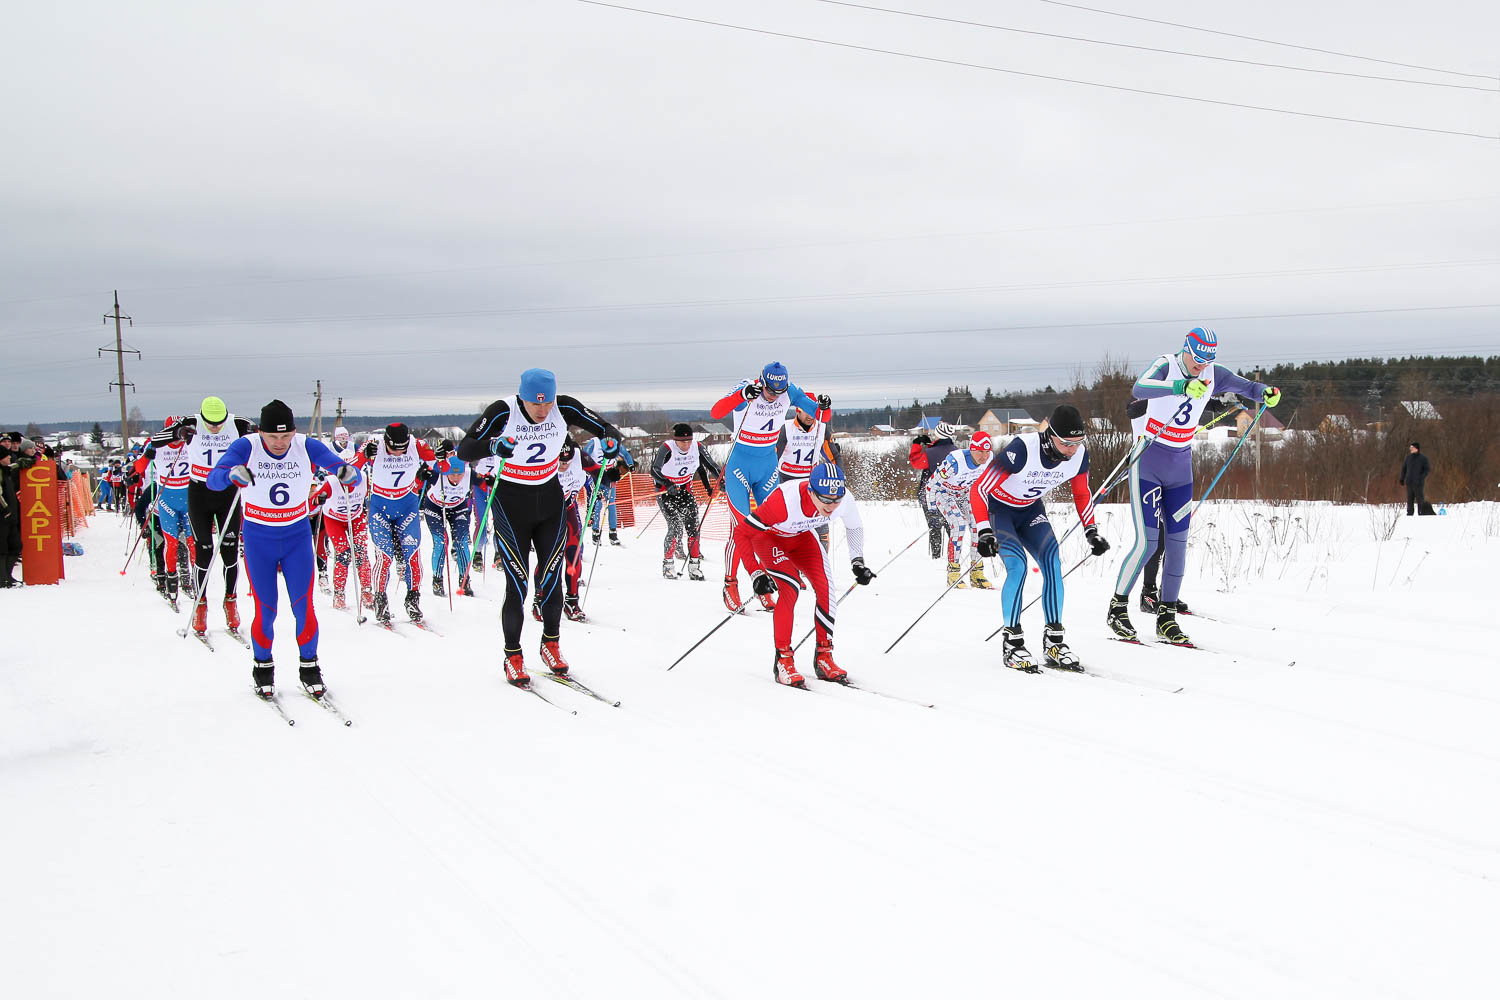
[384,422,410,448]
[259,399,296,432]
[672,422,694,440]
[1048,404,1087,439]
[1410,441,1420,450]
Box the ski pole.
[1055,419,1173,550]
[792,528,926,652]
[667,609,740,670]
[471,458,506,566]
[982,553,1092,642]
[175,490,243,636]
[577,462,609,611]
[119,525,147,575]
[883,557,984,655]
[1172,401,1268,523]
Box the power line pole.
[98,290,138,451]
[335,396,345,425]
[311,380,324,439]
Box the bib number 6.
[270,482,290,506]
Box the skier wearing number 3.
[1106,327,1280,646]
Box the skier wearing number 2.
[1106,327,1279,646]
[709,362,824,614]
[208,399,360,700]
[971,405,1109,673]
[457,368,625,689]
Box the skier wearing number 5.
[207,399,360,700]
[1106,327,1279,646]
[970,405,1107,673]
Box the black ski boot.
[563,598,587,623]
[432,575,446,597]
[1139,585,1159,614]
[1043,622,1082,671]
[373,592,392,623]
[458,573,475,597]
[404,589,422,622]
[1001,626,1040,673]
[1106,594,1138,641]
[609,531,622,547]
[1156,601,1194,646]
[299,658,325,699]
[252,661,276,699]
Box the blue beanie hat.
[443,456,467,476]
[519,368,557,404]
[761,361,789,394]
[808,462,847,501]
[1184,326,1218,364]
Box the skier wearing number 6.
[1106,327,1279,646]
[970,405,1105,673]
[207,399,360,700]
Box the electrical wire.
[575,1,1498,140]
[812,1,1498,92]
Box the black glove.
[976,529,998,558]
[851,557,875,586]
[816,393,832,410]
[1085,525,1110,557]
[336,464,360,487]
[490,435,517,459]
[741,381,762,401]
[363,441,377,460]
[415,464,435,484]
[914,433,932,446]
[752,573,776,596]
[434,441,449,462]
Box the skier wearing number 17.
[457,368,626,690]
[1105,327,1280,646]
[970,404,1109,673]
[207,399,361,701]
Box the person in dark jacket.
[0,448,20,586]
[1400,442,1431,515]
[908,422,959,559]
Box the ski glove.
[363,441,378,460]
[1172,378,1209,399]
[600,437,621,459]
[851,557,876,585]
[1085,525,1110,556]
[433,441,449,461]
[914,433,932,446]
[490,435,518,459]
[976,528,999,558]
[816,393,833,411]
[228,465,255,488]
[752,573,776,596]
[1262,386,1282,407]
[741,381,762,401]
[336,464,360,487]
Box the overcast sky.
[3,0,1498,426]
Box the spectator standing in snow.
[1400,442,1431,516]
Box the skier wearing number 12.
[457,368,625,689]
[1106,327,1280,646]
[208,399,361,700]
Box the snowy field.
[5,498,1500,998]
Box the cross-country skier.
[709,362,822,614]
[457,368,626,688]
[552,437,590,620]
[208,399,360,699]
[184,397,252,635]
[134,416,197,606]
[925,430,995,589]
[581,436,634,545]
[649,422,722,580]
[355,423,444,624]
[909,422,960,560]
[775,399,837,548]
[312,460,371,611]
[423,447,474,597]
[1106,327,1278,646]
[329,425,355,462]
[972,405,1110,672]
[744,461,875,687]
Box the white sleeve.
[834,494,865,562]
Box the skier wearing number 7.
[354,423,444,624]
[207,399,361,700]
[1105,327,1280,646]
[970,405,1108,673]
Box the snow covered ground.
[5,499,1499,998]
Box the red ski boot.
[223,595,241,631]
[191,597,209,637]
[539,640,570,677]
[722,577,744,613]
[813,641,848,684]
[773,647,805,688]
[504,653,531,687]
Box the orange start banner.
[21,458,64,585]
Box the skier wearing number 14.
[1106,327,1281,646]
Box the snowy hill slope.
[4,500,1499,998]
